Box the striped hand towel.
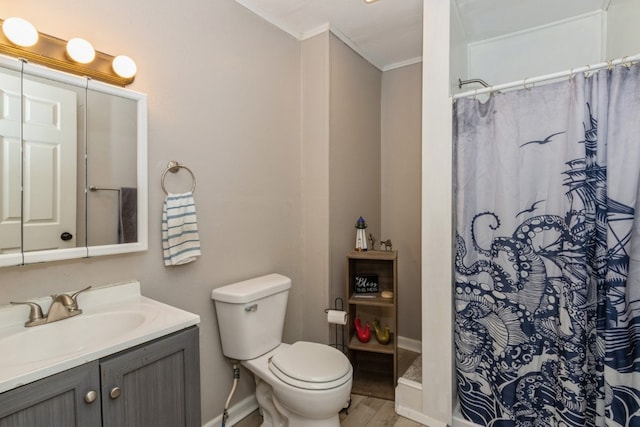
[161,192,201,266]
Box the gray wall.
[382,63,422,342]
[328,34,382,307]
[301,32,331,344]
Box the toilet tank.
[211,273,291,360]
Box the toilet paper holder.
[324,298,348,354]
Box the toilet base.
[253,375,342,427]
[241,343,351,427]
[255,377,285,427]
[273,397,341,427]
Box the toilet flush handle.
[245,304,258,312]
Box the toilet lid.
[269,342,352,390]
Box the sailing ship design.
[454,103,640,427]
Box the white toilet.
[211,273,353,427]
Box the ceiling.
[234,0,423,71]
[233,0,613,71]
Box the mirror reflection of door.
[21,77,77,252]
[0,68,22,254]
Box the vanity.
[0,21,197,426]
[0,281,201,426]
[0,22,196,426]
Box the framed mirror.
[0,55,147,267]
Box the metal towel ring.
[161,160,196,195]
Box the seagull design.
[516,200,545,218]
[520,131,566,147]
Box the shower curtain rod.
[453,53,640,99]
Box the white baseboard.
[395,404,448,427]
[202,394,259,427]
[397,377,421,389]
[395,378,422,418]
[397,335,421,353]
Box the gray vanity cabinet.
[0,327,200,427]
[0,361,101,426]
[101,326,201,427]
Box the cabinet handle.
[84,390,98,403]
[110,386,121,399]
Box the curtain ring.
[622,56,631,68]
[568,68,574,81]
[523,77,533,90]
[584,64,592,78]
[473,88,478,99]
[607,59,614,70]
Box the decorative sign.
[354,274,379,294]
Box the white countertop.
[0,280,200,394]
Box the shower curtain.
[453,63,640,427]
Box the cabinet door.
[100,327,201,427]
[0,361,101,427]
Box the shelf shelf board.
[348,334,395,354]
[348,250,397,261]
[348,294,394,306]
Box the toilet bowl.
[243,342,352,426]
[211,274,353,427]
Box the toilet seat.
[268,341,352,391]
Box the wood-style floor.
[234,394,428,427]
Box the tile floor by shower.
[234,348,428,427]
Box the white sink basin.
[0,312,147,366]
[0,280,200,393]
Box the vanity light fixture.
[112,55,137,79]
[66,37,96,64]
[364,0,380,3]
[2,17,38,47]
[0,17,136,86]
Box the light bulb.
[2,17,39,47]
[66,38,95,64]
[112,55,137,78]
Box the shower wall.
[607,0,640,59]
[450,0,640,94]
[466,12,602,87]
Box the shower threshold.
[395,353,422,421]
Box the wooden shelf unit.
[345,250,398,400]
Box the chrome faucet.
[11,286,91,327]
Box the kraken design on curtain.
[453,63,640,427]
